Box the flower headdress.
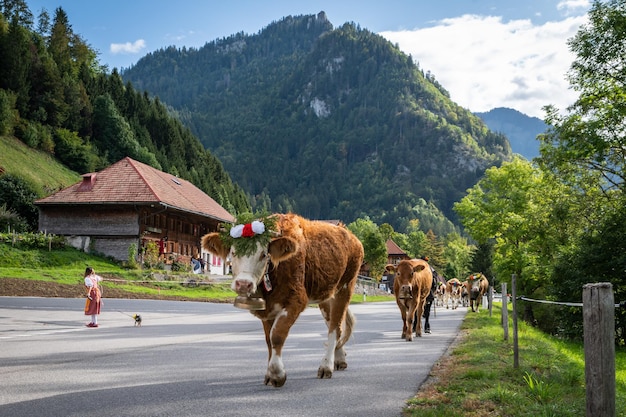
[219,212,277,257]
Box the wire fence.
[518,295,624,309]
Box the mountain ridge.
[475,107,547,160]
[122,13,513,234]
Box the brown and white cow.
[465,273,489,312]
[446,278,463,310]
[385,258,433,341]
[201,213,364,387]
[435,281,446,307]
[460,281,469,307]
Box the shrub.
[0,231,65,249]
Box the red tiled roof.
[386,239,407,256]
[35,157,235,223]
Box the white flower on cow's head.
[230,224,245,238]
[251,220,265,235]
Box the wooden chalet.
[386,239,410,265]
[359,238,410,279]
[34,157,235,267]
[380,239,410,292]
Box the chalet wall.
[38,205,225,262]
[63,235,138,261]
[93,237,138,261]
[39,206,139,235]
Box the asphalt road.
[0,297,466,417]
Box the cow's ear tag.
[263,273,272,291]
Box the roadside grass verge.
[405,303,626,417]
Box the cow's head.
[201,216,299,297]
[386,261,426,299]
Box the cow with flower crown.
[201,212,364,387]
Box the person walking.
[84,267,103,328]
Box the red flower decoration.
[241,223,254,237]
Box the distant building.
[380,239,410,291]
[385,239,410,265]
[359,238,409,279]
[34,157,234,272]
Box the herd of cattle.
[201,213,490,388]
[432,272,489,313]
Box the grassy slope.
[0,243,239,301]
[0,243,394,303]
[0,135,80,195]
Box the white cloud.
[110,39,147,55]
[380,13,588,118]
[558,0,591,14]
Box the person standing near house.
[191,256,202,274]
[158,236,167,261]
[84,267,103,328]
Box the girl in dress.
[84,267,102,327]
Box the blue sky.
[25,0,591,118]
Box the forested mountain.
[475,107,548,160]
[122,12,513,235]
[0,4,250,222]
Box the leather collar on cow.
[260,258,274,293]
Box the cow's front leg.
[397,300,408,338]
[405,302,417,341]
[414,300,425,337]
[262,307,303,387]
[261,317,290,387]
[261,320,286,387]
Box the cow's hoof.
[334,361,348,371]
[317,366,333,379]
[425,329,431,334]
[264,373,286,387]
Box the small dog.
[133,314,142,327]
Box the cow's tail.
[337,308,355,349]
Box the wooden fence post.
[502,283,508,341]
[583,282,615,417]
[512,273,519,368]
